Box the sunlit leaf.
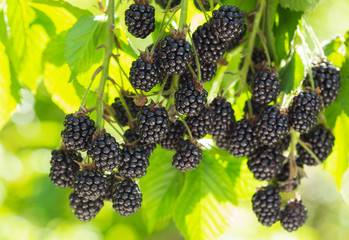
[279,51,305,93]
[279,0,319,11]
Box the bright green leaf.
[279,0,319,11]
[279,51,305,93]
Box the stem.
[188,31,201,82]
[298,29,315,90]
[258,31,271,64]
[80,66,102,107]
[298,139,322,165]
[217,0,223,6]
[195,0,210,21]
[105,120,126,141]
[208,65,227,100]
[157,75,168,102]
[166,75,178,110]
[288,130,298,181]
[179,115,193,140]
[96,0,115,130]
[179,0,188,27]
[303,16,325,58]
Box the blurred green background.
[1,0,349,239]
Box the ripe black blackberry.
[228,118,258,157]
[304,59,340,107]
[61,113,96,151]
[252,68,280,105]
[137,102,170,144]
[186,107,213,139]
[276,162,302,192]
[49,149,82,188]
[252,185,281,227]
[74,169,106,201]
[280,200,308,232]
[129,52,159,92]
[172,139,202,172]
[194,0,217,11]
[191,62,217,82]
[256,106,290,147]
[112,179,142,217]
[119,145,150,179]
[124,128,157,156]
[210,5,246,42]
[158,120,185,151]
[192,23,226,64]
[155,0,181,9]
[175,79,208,117]
[279,134,291,151]
[288,90,322,133]
[125,2,155,39]
[296,124,334,166]
[104,173,120,201]
[69,192,104,222]
[247,146,284,181]
[243,99,265,117]
[112,95,141,127]
[157,31,192,75]
[87,132,122,172]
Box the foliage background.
[0,0,349,239]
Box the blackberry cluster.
[191,62,217,82]
[137,104,170,144]
[74,170,106,201]
[175,80,208,117]
[247,146,284,181]
[112,180,142,217]
[280,200,308,232]
[305,59,340,107]
[158,121,185,151]
[276,162,301,192]
[112,96,141,126]
[252,185,281,227]
[256,106,290,146]
[252,69,280,105]
[125,3,155,39]
[87,133,122,172]
[69,192,104,222]
[119,145,150,179]
[228,119,258,157]
[155,0,181,9]
[61,114,96,151]
[296,124,334,166]
[288,90,322,133]
[124,128,156,156]
[186,107,213,139]
[49,149,82,188]
[194,0,217,11]
[172,139,202,172]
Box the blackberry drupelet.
[296,124,334,166]
[228,118,258,157]
[191,62,217,82]
[137,103,170,144]
[194,0,217,11]
[74,169,106,201]
[119,145,150,179]
[305,59,340,107]
[193,23,226,64]
[125,2,155,39]
[112,180,142,217]
[186,107,213,139]
[279,134,291,151]
[155,0,181,9]
[69,192,104,222]
[112,95,141,127]
[280,200,308,232]
[124,128,156,156]
[252,68,280,105]
[247,146,284,181]
[210,5,246,42]
[276,162,301,192]
[158,120,185,151]
[288,90,322,133]
[49,149,82,188]
[172,139,202,172]
[87,132,122,172]
[61,113,96,151]
[252,185,281,227]
[256,106,290,147]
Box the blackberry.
[240,49,267,84]
[49,149,82,188]
[252,185,281,227]
[194,0,217,11]
[191,62,217,82]
[137,103,170,144]
[69,192,104,222]
[119,145,150,179]
[228,118,258,157]
[280,200,308,232]
[256,106,290,147]
[210,5,246,42]
[74,169,106,201]
[158,120,185,151]
[87,132,122,172]
[186,107,213,139]
[104,173,119,201]
[288,90,322,133]
[172,139,202,172]
[157,33,192,75]
[175,79,208,117]
[215,137,231,151]
[112,95,141,127]
[125,2,155,39]
[252,68,280,105]
[112,180,142,217]
[225,37,241,52]
[129,53,160,92]
[305,59,340,107]
[61,113,96,151]
[279,134,291,151]
[155,0,181,9]
[296,124,334,166]
[124,128,156,156]
[243,99,265,117]
[247,146,284,181]
[192,23,226,64]
[276,162,301,192]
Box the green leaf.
[139,148,184,232]
[174,149,237,240]
[279,51,305,93]
[279,0,319,11]
[323,36,346,67]
[264,0,279,63]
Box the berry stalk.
[179,0,188,27]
